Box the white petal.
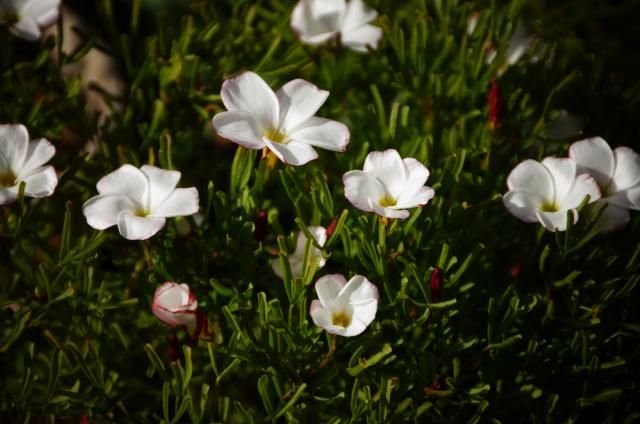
[346,300,377,336]
[309,300,332,328]
[541,157,577,203]
[152,188,199,218]
[220,72,278,130]
[502,190,544,223]
[569,137,614,190]
[561,174,601,209]
[363,149,406,198]
[505,21,532,65]
[0,124,28,173]
[24,0,60,26]
[96,164,148,210]
[140,165,180,211]
[611,147,640,192]
[396,158,432,207]
[289,117,350,153]
[342,0,378,32]
[21,166,57,198]
[0,187,18,205]
[10,18,40,41]
[212,111,265,150]
[592,201,630,233]
[271,257,285,279]
[276,79,329,131]
[607,185,640,210]
[262,138,318,166]
[370,201,410,219]
[295,225,327,253]
[339,274,378,304]
[341,24,383,52]
[117,211,166,240]
[315,274,347,307]
[535,209,577,232]
[506,159,554,201]
[343,170,385,213]
[82,194,135,230]
[17,138,55,178]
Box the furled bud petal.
[254,209,268,242]
[325,216,339,238]
[152,282,198,333]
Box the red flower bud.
[488,81,503,129]
[430,267,443,302]
[430,374,443,390]
[325,216,339,237]
[254,209,268,242]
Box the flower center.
[540,200,560,212]
[263,127,288,144]
[332,311,351,328]
[134,209,149,217]
[0,171,16,188]
[378,195,397,208]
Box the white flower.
[569,137,640,232]
[291,0,382,52]
[342,149,435,219]
[0,0,60,41]
[503,157,601,231]
[152,282,198,331]
[212,72,349,166]
[310,274,378,337]
[272,226,327,279]
[82,164,199,240]
[0,124,57,205]
[486,21,534,66]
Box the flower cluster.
[503,137,640,232]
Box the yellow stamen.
[134,209,149,217]
[379,195,397,208]
[332,312,351,328]
[540,200,560,212]
[263,127,287,144]
[0,171,16,188]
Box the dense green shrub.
[1,0,639,422]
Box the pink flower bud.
[430,267,443,302]
[254,209,268,242]
[487,81,503,129]
[152,282,198,334]
[325,216,338,237]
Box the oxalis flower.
[569,137,640,232]
[272,226,327,279]
[503,157,601,231]
[212,71,349,166]
[82,164,199,240]
[310,274,378,337]
[152,282,211,340]
[0,124,57,205]
[0,0,60,41]
[343,149,435,219]
[290,0,382,52]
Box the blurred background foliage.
[1,0,639,422]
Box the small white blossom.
[343,149,435,219]
[503,157,601,231]
[570,137,640,232]
[310,274,378,337]
[272,226,327,279]
[0,0,60,41]
[0,124,57,205]
[82,164,199,240]
[291,0,382,52]
[212,71,350,166]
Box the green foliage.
[1,0,640,422]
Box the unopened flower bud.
[325,216,339,237]
[488,81,502,129]
[254,210,268,242]
[430,267,443,302]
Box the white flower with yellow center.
[212,71,350,166]
[272,226,327,279]
[0,124,57,205]
[503,157,601,231]
[310,274,378,337]
[342,149,435,219]
[82,164,199,240]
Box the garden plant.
[1,0,640,422]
